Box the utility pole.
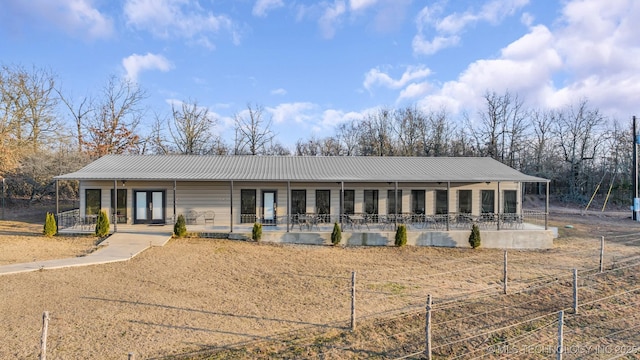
[634,116,638,221]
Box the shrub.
[95,210,110,238]
[252,222,263,242]
[331,222,342,245]
[395,224,407,247]
[174,214,187,238]
[43,212,57,237]
[469,224,481,249]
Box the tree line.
[0,64,633,206]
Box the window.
[240,189,256,223]
[291,190,307,215]
[411,190,426,214]
[458,190,472,214]
[435,190,448,214]
[343,190,355,215]
[110,189,127,223]
[503,190,517,213]
[316,190,330,220]
[364,190,379,215]
[387,190,402,214]
[85,189,101,216]
[481,190,495,213]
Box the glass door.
[134,190,165,224]
[262,190,277,225]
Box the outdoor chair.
[186,210,199,225]
[204,211,215,225]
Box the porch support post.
[446,181,450,231]
[545,181,549,230]
[340,181,344,229]
[287,181,291,232]
[173,180,177,225]
[230,181,234,232]
[113,179,117,232]
[55,179,59,216]
[395,181,398,227]
[497,181,501,231]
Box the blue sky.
[2,0,639,150]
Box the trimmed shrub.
[395,224,407,247]
[252,222,263,242]
[331,222,342,246]
[174,214,187,238]
[95,210,110,238]
[469,224,481,249]
[43,212,57,237]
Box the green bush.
[395,224,407,247]
[331,222,342,245]
[95,210,110,238]
[469,224,481,249]
[43,212,57,237]
[174,214,187,238]
[252,222,263,241]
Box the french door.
[134,190,165,224]
[262,190,277,225]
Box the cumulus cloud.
[267,102,317,124]
[350,0,377,12]
[2,0,113,39]
[122,53,173,82]
[252,0,284,17]
[413,0,529,55]
[363,65,432,97]
[416,0,640,119]
[123,0,240,46]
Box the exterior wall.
[79,180,523,226]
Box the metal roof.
[54,155,549,183]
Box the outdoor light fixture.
[121,180,127,187]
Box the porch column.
[54,179,58,216]
[446,181,450,231]
[113,179,117,232]
[394,181,398,227]
[230,181,234,232]
[340,181,344,229]
[287,181,290,232]
[173,180,177,224]
[497,181,501,231]
[545,181,549,230]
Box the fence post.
[40,311,49,360]
[573,268,578,314]
[503,250,508,295]
[557,310,564,360]
[128,352,135,360]
[351,271,356,331]
[425,294,432,360]
[599,236,605,273]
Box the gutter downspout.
[340,181,344,229]
[446,181,450,231]
[230,181,234,233]
[173,180,177,225]
[497,181,501,231]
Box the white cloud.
[416,0,640,120]
[363,65,432,92]
[123,0,240,46]
[270,88,287,96]
[350,0,377,12]
[413,0,529,55]
[3,0,113,39]
[122,53,173,82]
[252,0,284,17]
[267,102,317,124]
[318,0,347,39]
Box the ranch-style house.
[54,155,553,249]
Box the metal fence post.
[425,294,432,360]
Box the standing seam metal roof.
[54,155,549,182]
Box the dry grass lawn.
[1,209,640,359]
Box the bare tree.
[233,103,275,155]
[168,100,218,154]
[335,120,361,156]
[57,90,92,153]
[422,108,454,156]
[83,76,146,158]
[552,99,605,200]
[358,108,395,156]
[394,106,425,156]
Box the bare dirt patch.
[1,208,639,359]
[0,220,99,265]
